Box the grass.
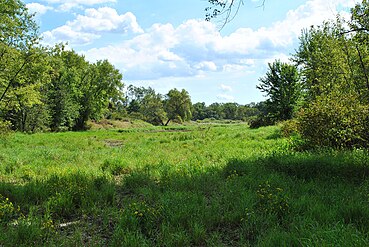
[0,123,369,246]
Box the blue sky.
[24,0,358,105]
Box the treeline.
[256,1,369,149]
[109,85,262,125]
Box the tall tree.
[5,46,51,132]
[0,0,52,131]
[47,46,87,131]
[164,88,192,125]
[125,85,156,114]
[257,60,301,122]
[139,92,166,126]
[74,59,123,130]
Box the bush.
[279,119,299,137]
[249,116,274,129]
[298,92,369,148]
[0,120,11,136]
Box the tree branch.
[206,0,265,29]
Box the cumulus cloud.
[42,7,143,45]
[43,26,100,45]
[79,0,357,80]
[67,8,143,34]
[26,3,53,16]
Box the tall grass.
[1,123,369,246]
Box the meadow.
[1,123,369,246]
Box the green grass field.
[1,123,369,246]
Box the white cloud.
[42,0,116,11]
[42,8,143,45]
[26,3,53,16]
[42,26,100,45]
[79,0,357,80]
[194,61,217,71]
[67,8,143,34]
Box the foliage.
[140,93,166,125]
[191,102,260,122]
[257,60,301,122]
[249,115,274,129]
[0,0,45,129]
[192,102,207,120]
[279,119,299,138]
[74,59,124,130]
[47,45,86,131]
[298,92,369,148]
[164,88,192,125]
[293,10,369,148]
[0,120,11,135]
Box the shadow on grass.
[261,153,369,183]
[1,151,369,246]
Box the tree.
[206,103,224,119]
[47,45,87,131]
[349,0,369,33]
[192,102,207,120]
[257,60,301,122]
[222,102,239,120]
[164,88,192,125]
[293,17,369,148]
[4,46,51,132]
[139,93,166,126]
[236,104,259,120]
[0,0,44,129]
[125,85,156,114]
[74,59,123,130]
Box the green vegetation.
[1,124,369,246]
[257,60,301,123]
[2,1,369,245]
[2,0,369,151]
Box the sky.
[24,0,360,105]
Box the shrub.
[0,120,12,136]
[279,119,299,137]
[249,116,274,129]
[298,92,369,148]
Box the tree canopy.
[257,60,301,122]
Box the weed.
[0,194,21,223]
[256,181,289,219]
